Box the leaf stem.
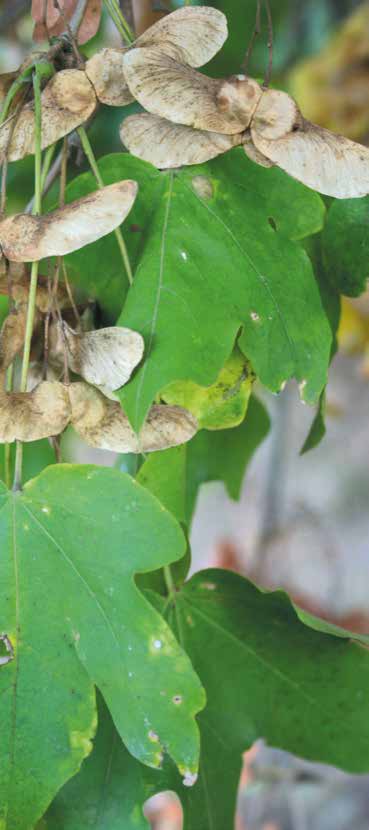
[13,69,43,491]
[163,565,176,600]
[77,126,133,286]
[4,363,14,488]
[103,0,134,44]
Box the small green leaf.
[322,197,369,297]
[300,391,326,454]
[0,465,204,829]
[162,349,253,430]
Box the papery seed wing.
[120,113,242,168]
[135,6,227,67]
[0,70,96,164]
[251,89,369,198]
[85,49,134,106]
[123,47,249,134]
[243,133,275,168]
[0,305,31,371]
[69,383,197,452]
[0,382,71,443]
[62,323,144,389]
[0,180,138,261]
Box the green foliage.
[0,466,204,829]
[137,396,270,525]
[42,572,369,829]
[323,197,369,297]
[2,5,367,828]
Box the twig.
[53,0,85,65]
[104,0,134,43]
[25,145,63,214]
[242,0,262,73]
[77,125,133,285]
[13,68,43,491]
[263,0,274,88]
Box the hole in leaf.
[144,791,183,830]
[0,634,14,666]
[268,217,277,231]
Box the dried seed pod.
[85,49,134,106]
[251,88,369,198]
[243,132,274,168]
[123,48,254,134]
[85,7,226,107]
[120,113,242,168]
[0,70,96,164]
[0,305,32,371]
[61,322,144,389]
[135,6,227,67]
[0,382,71,443]
[69,382,197,453]
[32,0,102,45]
[0,180,138,261]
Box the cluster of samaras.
[0,186,197,452]
[1,6,368,454]
[2,6,369,198]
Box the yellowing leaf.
[162,350,253,430]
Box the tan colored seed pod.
[135,6,227,67]
[85,49,134,106]
[69,382,197,453]
[0,70,96,164]
[0,180,138,262]
[61,322,144,390]
[85,7,227,107]
[0,305,33,371]
[251,88,369,198]
[123,48,256,134]
[120,113,242,168]
[0,381,71,443]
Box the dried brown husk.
[120,113,242,168]
[242,132,274,168]
[0,180,138,262]
[0,381,71,442]
[0,304,32,371]
[135,6,227,67]
[85,49,134,106]
[32,0,102,45]
[85,7,226,107]
[123,48,256,134]
[0,70,96,164]
[62,322,144,389]
[69,382,198,453]
[251,89,369,198]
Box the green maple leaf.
[0,465,204,830]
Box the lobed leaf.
[0,465,205,829]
